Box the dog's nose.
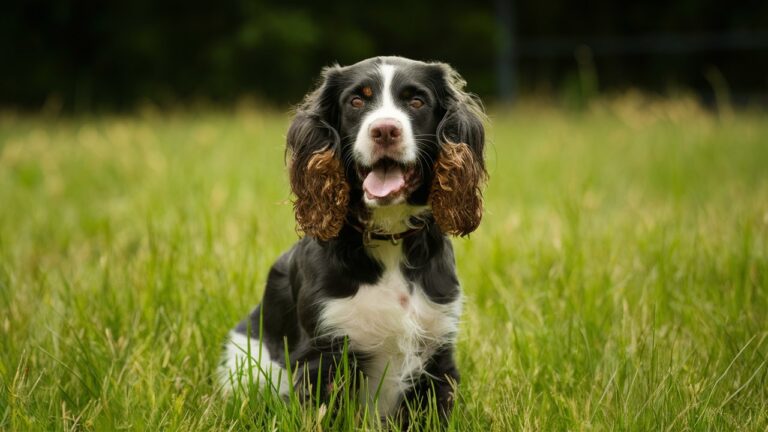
[370,118,402,147]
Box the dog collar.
[348,220,425,245]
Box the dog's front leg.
[291,339,362,406]
[398,346,460,428]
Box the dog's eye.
[409,98,424,109]
[351,97,365,108]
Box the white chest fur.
[318,242,462,415]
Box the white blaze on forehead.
[353,63,417,167]
[379,64,397,114]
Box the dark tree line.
[2,0,767,110]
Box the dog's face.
[338,61,443,208]
[287,56,486,240]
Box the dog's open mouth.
[358,158,419,203]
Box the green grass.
[1,95,767,430]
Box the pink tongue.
[363,165,405,198]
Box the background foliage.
[3,0,768,110]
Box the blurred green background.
[3,0,768,110]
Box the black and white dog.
[219,56,486,421]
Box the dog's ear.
[287,66,349,241]
[429,63,487,237]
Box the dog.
[219,56,486,422]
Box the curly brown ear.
[289,147,349,241]
[429,62,487,236]
[286,65,349,241]
[430,142,487,236]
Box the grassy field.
[1,96,767,431]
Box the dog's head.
[287,56,486,240]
